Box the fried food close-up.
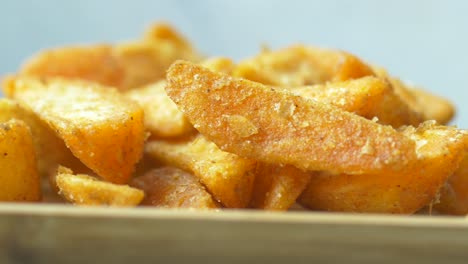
[1,22,466,216]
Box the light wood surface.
[0,203,467,263]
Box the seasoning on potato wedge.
[290,76,424,127]
[54,166,143,206]
[4,77,146,184]
[298,122,467,213]
[166,61,423,175]
[131,167,219,209]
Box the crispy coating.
[233,45,374,87]
[290,77,424,127]
[54,166,143,206]
[130,167,219,209]
[0,98,86,176]
[146,134,256,208]
[374,66,455,124]
[435,152,468,215]
[249,163,311,211]
[21,23,200,91]
[298,122,467,213]
[126,80,195,138]
[0,119,40,201]
[166,61,422,175]
[4,77,146,184]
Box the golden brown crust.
[166,61,419,175]
[4,77,146,184]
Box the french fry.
[146,134,256,208]
[54,166,143,206]
[20,23,200,91]
[290,77,424,127]
[0,119,40,201]
[0,99,86,176]
[233,45,374,87]
[298,122,467,213]
[125,80,195,138]
[435,153,468,215]
[166,61,425,175]
[250,163,311,211]
[4,77,146,184]
[130,167,219,209]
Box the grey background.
[2,0,467,127]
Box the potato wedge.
[166,61,424,175]
[200,57,236,75]
[126,80,195,138]
[0,119,40,201]
[4,77,146,184]
[374,66,455,124]
[54,166,143,206]
[21,23,200,91]
[131,167,218,209]
[435,152,468,215]
[290,77,424,127]
[146,135,256,208]
[0,98,86,176]
[233,45,374,87]
[250,163,311,211]
[298,122,467,214]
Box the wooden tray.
[0,204,467,263]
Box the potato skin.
[0,119,41,201]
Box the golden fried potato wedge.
[20,45,125,89]
[4,77,146,184]
[290,77,424,127]
[0,119,40,201]
[54,166,143,206]
[250,164,311,211]
[374,66,455,124]
[0,99,86,176]
[21,23,200,91]
[146,135,256,208]
[200,57,236,75]
[131,167,218,209]
[435,153,468,215]
[233,45,374,87]
[410,87,455,125]
[166,61,424,175]
[299,122,467,214]
[126,80,195,138]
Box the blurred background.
[2,0,467,127]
